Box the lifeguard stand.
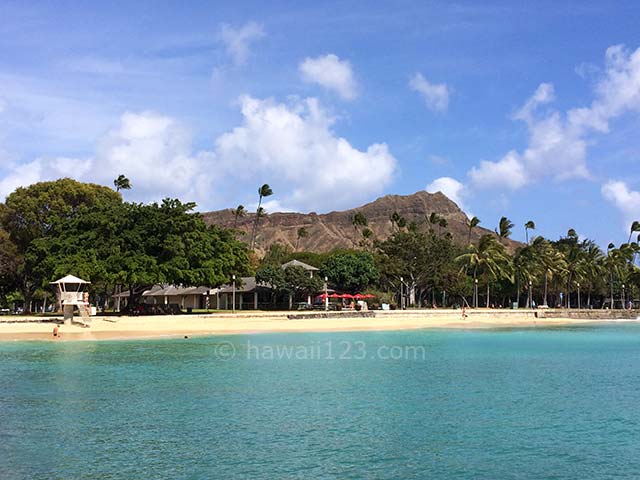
[50,275,91,326]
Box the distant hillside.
[202,190,521,253]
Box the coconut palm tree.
[467,216,481,245]
[531,237,566,307]
[296,227,308,251]
[390,212,401,232]
[514,244,540,307]
[428,212,441,233]
[113,174,131,192]
[524,220,535,244]
[233,205,246,228]
[456,234,511,308]
[250,184,273,249]
[496,216,514,241]
[581,240,605,307]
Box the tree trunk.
[486,283,490,308]
[543,271,549,307]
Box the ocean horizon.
[2,325,640,479]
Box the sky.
[1,1,640,247]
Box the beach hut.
[50,275,91,325]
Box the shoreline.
[0,309,637,342]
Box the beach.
[1,309,637,341]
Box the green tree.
[1,178,122,311]
[322,251,378,293]
[628,221,640,244]
[113,174,131,192]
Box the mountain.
[202,191,520,253]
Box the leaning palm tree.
[296,227,308,251]
[467,216,481,245]
[233,205,246,228]
[250,184,273,249]
[113,174,131,192]
[524,220,535,244]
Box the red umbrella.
[340,293,354,299]
[317,293,328,300]
[353,294,365,300]
[329,293,342,299]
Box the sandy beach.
[1,309,637,341]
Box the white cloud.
[468,151,528,190]
[299,54,358,100]
[468,45,640,191]
[425,176,467,212]
[214,95,397,211]
[409,73,450,112]
[218,21,264,66]
[0,112,216,205]
[602,180,640,232]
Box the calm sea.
[2,325,640,479]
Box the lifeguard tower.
[50,275,92,326]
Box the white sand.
[0,309,631,341]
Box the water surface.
[2,325,640,479]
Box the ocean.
[2,324,640,479]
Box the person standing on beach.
[53,324,59,339]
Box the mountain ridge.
[202,190,520,253]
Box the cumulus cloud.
[468,151,527,191]
[215,95,397,211]
[409,73,450,112]
[469,45,640,191]
[299,54,358,100]
[602,180,640,232]
[218,21,264,66]
[425,176,467,212]
[0,112,215,205]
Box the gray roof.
[218,277,261,293]
[281,259,319,271]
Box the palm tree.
[467,216,480,245]
[296,227,308,251]
[456,234,511,308]
[524,220,535,244]
[113,174,131,192]
[531,237,566,307]
[581,240,605,307]
[250,184,273,249]
[233,205,246,228]
[496,216,514,240]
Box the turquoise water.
[2,325,640,479]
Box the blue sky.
[1,1,640,247]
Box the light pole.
[474,278,478,309]
[528,280,532,309]
[400,276,404,310]
[577,282,581,310]
[324,276,328,311]
[232,274,236,312]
